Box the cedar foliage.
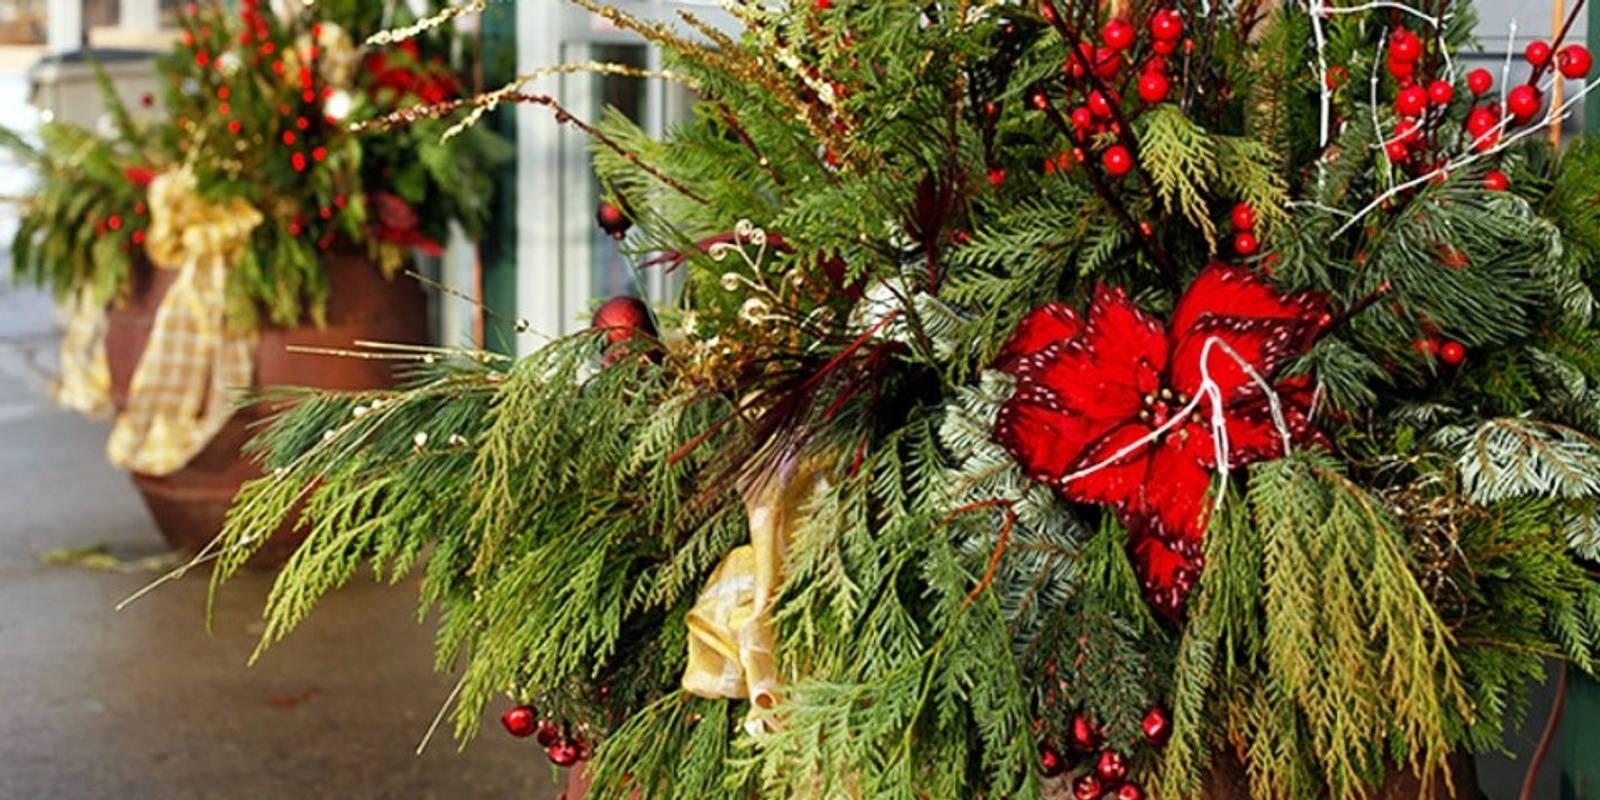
[211,1,1600,798]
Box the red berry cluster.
[1039,708,1169,800]
[1028,7,1186,184]
[500,705,592,767]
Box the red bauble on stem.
[535,719,563,748]
[1096,749,1130,783]
[1039,741,1068,778]
[1072,773,1105,800]
[1067,713,1103,752]
[1526,39,1553,68]
[501,705,538,738]
[596,201,631,239]
[1507,84,1542,122]
[1484,170,1509,191]
[1137,71,1170,104]
[548,738,584,767]
[1141,707,1172,746]
[1115,782,1146,800]
[1230,202,1256,231]
[1440,340,1466,365]
[591,295,656,347]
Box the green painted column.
[478,0,518,356]
[1563,668,1600,800]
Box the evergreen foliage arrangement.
[211,0,1600,797]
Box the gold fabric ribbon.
[54,287,113,419]
[684,450,832,734]
[106,168,262,475]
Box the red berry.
[1507,84,1541,121]
[1389,30,1422,63]
[547,739,583,767]
[1466,106,1498,138]
[1233,231,1260,256]
[1395,116,1424,143]
[596,201,631,239]
[1071,106,1094,134]
[1040,742,1068,778]
[1151,38,1177,55]
[501,705,538,737]
[1428,79,1455,106]
[1149,10,1183,42]
[1559,45,1593,79]
[1440,340,1466,365]
[1103,18,1135,51]
[1137,71,1170,103]
[811,0,831,8]
[1387,57,1415,80]
[1102,145,1133,176]
[1093,46,1121,79]
[1325,65,1349,89]
[1484,170,1509,191]
[1142,707,1172,746]
[988,168,1006,186]
[1394,85,1428,117]
[1467,68,1494,95]
[1096,749,1130,782]
[535,719,563,748]
[1030,89,1050,110]
[1384,139,1409,163]
[1073,774,1106,800]
[1526,40,1553,68]
[1087,90,1114,118]
[1116,783,1146,800]
[1231,202,1256,231]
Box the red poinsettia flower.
[993,265,1329,619]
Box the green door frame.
[478,0,518,356]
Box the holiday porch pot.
[88,169,427,563]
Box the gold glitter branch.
[365,1,484,46]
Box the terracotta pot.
[105,252,429,564]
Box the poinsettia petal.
[994,302,1083,372]
[1170,264,1328,339]
[994,372,1104,483]
[1129,533,1206,622]
[1129,423,1215,550]
[1168,315,1311,404]
[1061,421,1155,508]
[1216,375,1328,466]
[1082,285,1168,400]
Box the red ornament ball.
[1070,106,1095,135]
[1149,10,1183,43]
[1383,139,1409,163]
[1067,713,1104,752]
[1233,231,1260,256]
[1088,90,1115,119]
[547,739,583,767]
[535,719,563,748]
[1507,84,1542,121]
[1559,45,1594,79]
[1102,145,1134,177]
[1115,782,1146,800]
[591,296,656,346]
[1096,749,1130,783]
[1039,742,1068,778]
[1141,707,1172,746]
[1073,774,1106,800]
[1526,39,1553,68]
[596,201,631,239]
[1467,68,1494,95]
[1428,79,1455,106]
[1440,340,1466,365]
[1484,170,1509,191]
[1137,71,1170,104]
[501,705,538,737]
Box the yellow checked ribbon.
[54,287,113,419]
[684,450,832,734]
[106,168,263,476]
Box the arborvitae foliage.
[210,2,1600,798]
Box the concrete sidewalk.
[0,253,563,800]
[0,55,563,800]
